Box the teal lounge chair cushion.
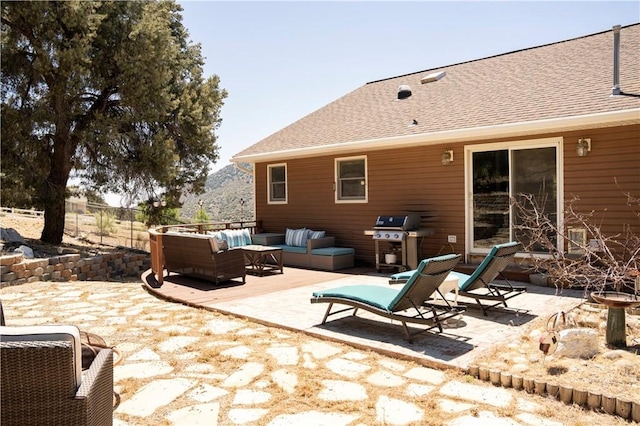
[313,253,461,312]
[312,285,399,311]
[389,242,521,291]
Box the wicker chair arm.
[76,348,114,425]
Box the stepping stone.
[166,403,220,425]
[232,389,272,405]
[200,319,245,334]
[221,362,264,388]
[326,358,371,378]
[439,381,512,408]
[515,412,563,426]
[184,363,216,374]
[187,384,229,403]
[128,347,161,361]
[227,408,269,424]
[158,336,199,352]
[271,369,297,394]
[267,410,359,426]
[135,319,165,327]
[378,359,407,372]
[221,345,252,359]
[318,380,367,401]
[65,314,99,322]
[117,378,196,417]
[376,395,423,425]
[159,325,191,334]
[516,397,543,412]
[267,346,298,365]
[302,341,342,359]
[447,410,520,426]
[367,370,405,387]
[406,383,435,397]
[438,398,477,413]
[343,351,368,361]
[114,361,173,380]
[403,366,445,385]
[236,327,264,336]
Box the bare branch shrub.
[512,188,639,294]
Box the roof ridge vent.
[421,70,446,84]
[397,85,412,99]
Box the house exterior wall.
[254,124,639,267]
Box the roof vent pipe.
[611,25,621,97]
[397,85,412,99]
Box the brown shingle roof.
[233,24,640,161]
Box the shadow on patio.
[141,266,586,370]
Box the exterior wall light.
[576,138,591,157]
[441,150,454,165]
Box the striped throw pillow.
[285,228,309,247]
[308,230,326,239]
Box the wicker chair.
[1,326,114,426]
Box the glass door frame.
[464,136,564,256]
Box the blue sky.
[177,1,639,174]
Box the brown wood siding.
[563,125,640,248]
[254,124,639,266]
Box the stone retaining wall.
[0,251,150,288]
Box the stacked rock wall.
[0,252,150,288]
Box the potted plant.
[384,245,400,264]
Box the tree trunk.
[40,181,67,244]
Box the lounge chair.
[389,242,526,316]
[310,253,464,342]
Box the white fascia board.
[231,108,640,164]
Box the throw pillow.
[308,230,326,239]
[285,228,308,247]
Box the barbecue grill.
[364,214,433,271]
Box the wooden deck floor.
[142,266,374,306]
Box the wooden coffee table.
[242,245,284,276]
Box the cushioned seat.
[310,247,355,256]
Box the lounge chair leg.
[476,299,488,316]
[321,303,333,324]
[401,322,413,343]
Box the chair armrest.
[308,236,335,250]
[77,349,113,423]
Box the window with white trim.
[335,156,367,202]
[268,164,287,204]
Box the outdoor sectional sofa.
[267,233,355,271]
[148,224,355,286]
[201,227,354,271]
[215,227,355,271]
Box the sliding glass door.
[468,138,561,252]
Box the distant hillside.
[180,164,254,222]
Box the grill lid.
[374,214,420,230]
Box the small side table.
[242,245,284,276]
[433,273,459,306]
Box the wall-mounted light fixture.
[441,150,454,165]
[576,138,591,157]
